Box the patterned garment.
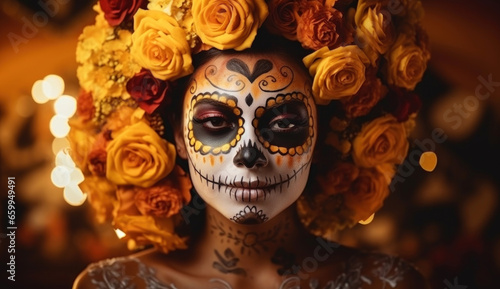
[87,253,412,289]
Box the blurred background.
[0,0,499,288]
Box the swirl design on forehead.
[259,65,294,93]
[187,92,244,155]
[205,64,246,92]
[188,78,197,94]
[203,58,294,96]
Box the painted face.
[182,53,317,224]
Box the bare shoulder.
[72,249,178,289]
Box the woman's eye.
[270,119,296,130]
[193,112,236,133]
[203,117,233,130]
[268,114,304,132]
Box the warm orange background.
[0,0,499,288]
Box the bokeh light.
[49,115,70,138]
[31,80,49,104]
[51,166,71,188]
[420,151,438,172]
[63,184,87,206]
[42,74,65,100]
[52,138,70,155]
[114,229,127,239]
[54,95,77,118]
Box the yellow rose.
[352,114,409,168]
[192,0,269,51]
[80,175,117,223]
[148,0,199,49]
[303,46,370,105]
[386,31,429,90]
[355,3,395,64]
[106,121,176,187]
[355,0,424,25]
[67,118,97,173]
[344,167,389,222]
[132,9,193,81]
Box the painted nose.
[233,140,268,168]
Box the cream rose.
[303,45,370,105]
[106,121,176,187]
[344,167,389,222]
[352,114,409,168]
[131,9,193,81]
[192,0,268,51]
[385,30,429,90]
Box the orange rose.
[76,89,95,122]
[134,174,191,218]
[132,9,192,81]
[341,75,387,118]
[88,133,108,176]
[303,45,370,105]
[352,114,409,168]
[296,3,344,50]
[344,167,389,222]
[317,162,360,195]
[192,0,268,51]
[106,121,176,187]
[265,0,299,40]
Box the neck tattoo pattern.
[209,214,289,256]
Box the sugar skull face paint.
[182,53,317,224]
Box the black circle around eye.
[257,100,309,148]
[192,101,240,147]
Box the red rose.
[342,74,387,118]
[384,87,422,122]
[99,0,146,26]
[317,162,360,196]
[266,0,300,40]
[126,69,170,114]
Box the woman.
[71,0,430,288]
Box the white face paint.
[182,53,317,224]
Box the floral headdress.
[69,0,430,252]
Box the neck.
[191,203,310,279]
